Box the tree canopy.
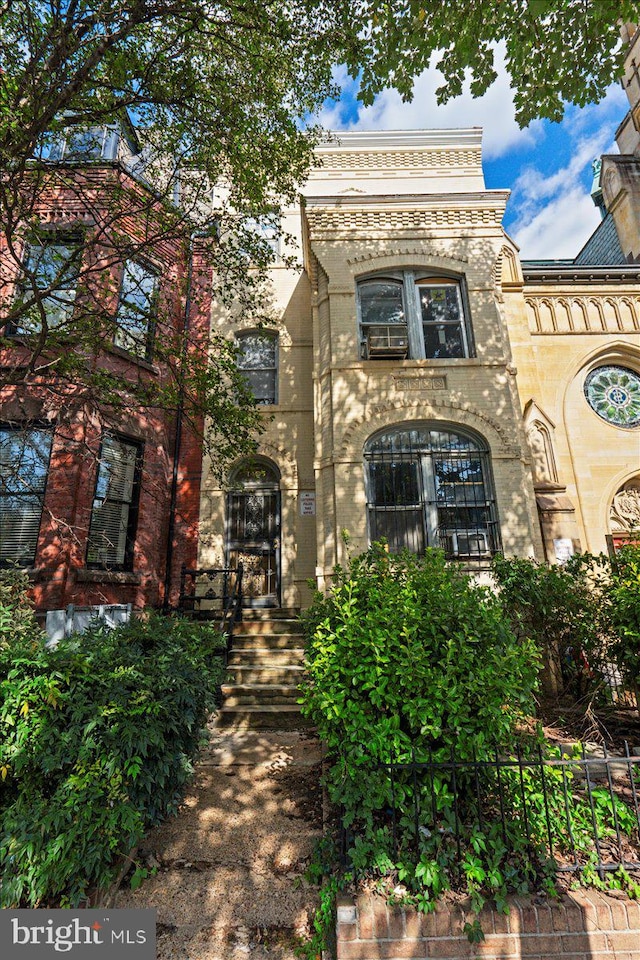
[348,1,639,127]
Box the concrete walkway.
[116,724,323,959]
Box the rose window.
[584,366,640,428]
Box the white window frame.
[236,330,279,406]
[357,271,473,361]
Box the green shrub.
[0,569,44,653]
[492,549,640,699]
[300,544,539,822]
[0,608,224,907]
[491,553,606,698]
[607,543,640,688]
[301,545,640,925]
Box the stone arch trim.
[494,243,523,289]
[211,443,298,494]
[346,248,470,279]
[253,440,298,491]
[602,469,640,536]
[337,399,518,460]
[568,340,640,387]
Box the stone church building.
[197,30,640,610]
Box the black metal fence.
[342,740,640,881]
[597,659,639,712]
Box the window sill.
[76,569,141,585]
[106,343,158,373]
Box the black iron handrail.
[178,562,244,661]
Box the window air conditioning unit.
[367,325,409,358]
[446,529,491,558]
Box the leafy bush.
[491,553,606,699]
[0,604,224,907]
[0,569,44,652]
[301,545,640,929]
[607,544,640,688]
[300,544,539,822]
[492,549,640,699]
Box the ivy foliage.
[0,576,225,907]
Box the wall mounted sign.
[300,491,316,516]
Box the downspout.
[163,231,197,612]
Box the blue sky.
[318,51,629,260]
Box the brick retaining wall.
[335,890,640,959]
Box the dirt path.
[116,725,323,959]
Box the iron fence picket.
[339,740,640,880]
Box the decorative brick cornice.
[347,246,469,267]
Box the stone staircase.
[217,608,308,729]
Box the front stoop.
[217,609,310,729]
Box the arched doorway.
[226,459,280,607]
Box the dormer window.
[36,125,118,163]
[358,272,472,360]
[33,116,140,165]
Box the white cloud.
[320,49,543,159]
[511,187,603,259]
[509,86,625,258]
[317,57,629,261]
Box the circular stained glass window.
[584,366,640,428]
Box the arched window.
[365,425,498,558]
[236,331,278,405]
[357,272,472,360]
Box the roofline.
[317,129,484,151]
[522,262,640,283]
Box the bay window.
[13,235,81,333]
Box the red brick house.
[0,121,210,620]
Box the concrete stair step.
[227,648,305,667]
[221,684,300,707]
[216,704,311,730]
[238,608,300,620]
[232,633,304,650]
[227,665,306,684]
[236,619,302,635]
